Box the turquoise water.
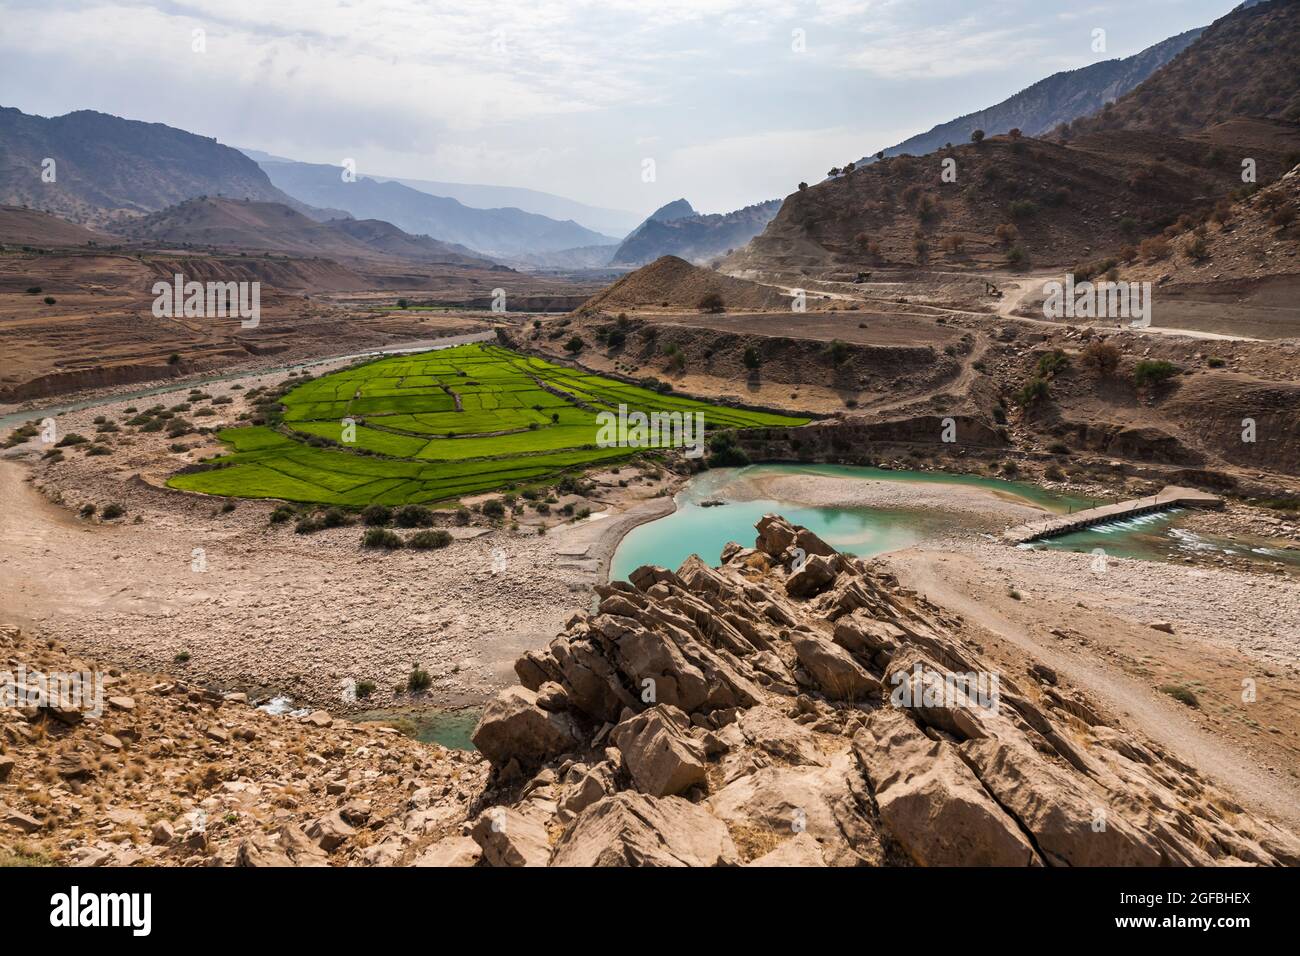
[1035,508,1300,569]
[610,463,1298,579]
[609,463,1084,580]
[351,708,480,750]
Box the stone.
[560,762,616,816]
[1148,621,1175,634]
[790,632,881,700]
[470,807,552,867]
[755,514,799,556]
[708,752,881,867]
[853,710,1040,866]
[958,736,1165,867]
[551,792,738,867]
[611,705,708,797]
[106,696,135,712]
[785,554,839,598]
[472,686,583,768]
[535,681,569,712]
[747,833,827,867]
[0,757,14,783]
[237,825,329,867]
[3,808,41,833]
[411,835,482,867]
[307,809,356,852]
[150,821,175,845]
[302,710,333,728]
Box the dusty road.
[886,545,1300,829]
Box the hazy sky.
[0,0,1245,218]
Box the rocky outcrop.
[467,513,1300,866]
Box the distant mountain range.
[0,107,338,227]
[116,196,495,267]
[610,197,783,266]
[239,148,639,237]
[253,158,618,258]
[853,27,1204,166]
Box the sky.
[0,0,1247,219]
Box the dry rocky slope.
[1064,0,1300,141]
[0,625,483,867]
[7,515,1296,866]
[462,515,1300,867]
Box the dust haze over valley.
[2,0,1300,909]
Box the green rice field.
[167,343,809,506]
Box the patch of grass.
[407,667,433,693]
[1159,684,1199,709]
[167,343,807,506]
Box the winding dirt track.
[887,548,1300,831]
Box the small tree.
[743,346,761,370]
[564,335,584,353]
[797,182,808,191]
[1082,340,1121,376]
[827,167,841,178]
[1008,128,1022,139]
[698,292,725,314]
[970,129,986,144]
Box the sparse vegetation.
[1134,359,1179,388]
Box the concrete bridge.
[1003,485,1224,545]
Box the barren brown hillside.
[1065,0,1300,140]
[0,205,111,247]
[577,255,797,312]
[728,122,1300,275]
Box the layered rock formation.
[467,515,1300,867]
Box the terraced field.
[167,343,809,506]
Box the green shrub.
[1159,684,1199,708]
[394,504,434,528]
[407,667,432,692]
[361,504,393,526]
[408,529,452,550]
[1134,360,1179,388]
[269,506,294,524]
[295,515,325,535]
[1016,376,1049,406]
[321,507,352,528]
[101,502,125,520]
[55,433,88,447]
[362,527,404,549]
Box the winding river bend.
[610,463,1297,578]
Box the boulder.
[790,632,881,700]
[708,752,882,867]
[236,825,329,867]
[785,554,839,598]
[756,514,799,556]
[611,705,708,797]
[551,792,737,867]
[470,807,552,867]
[853,710,1040,866]
[411,835,482,867]
[747,833,827,867]
[958,736,1166,867]
[471,686,583,768]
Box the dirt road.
[887,546,1300,829]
